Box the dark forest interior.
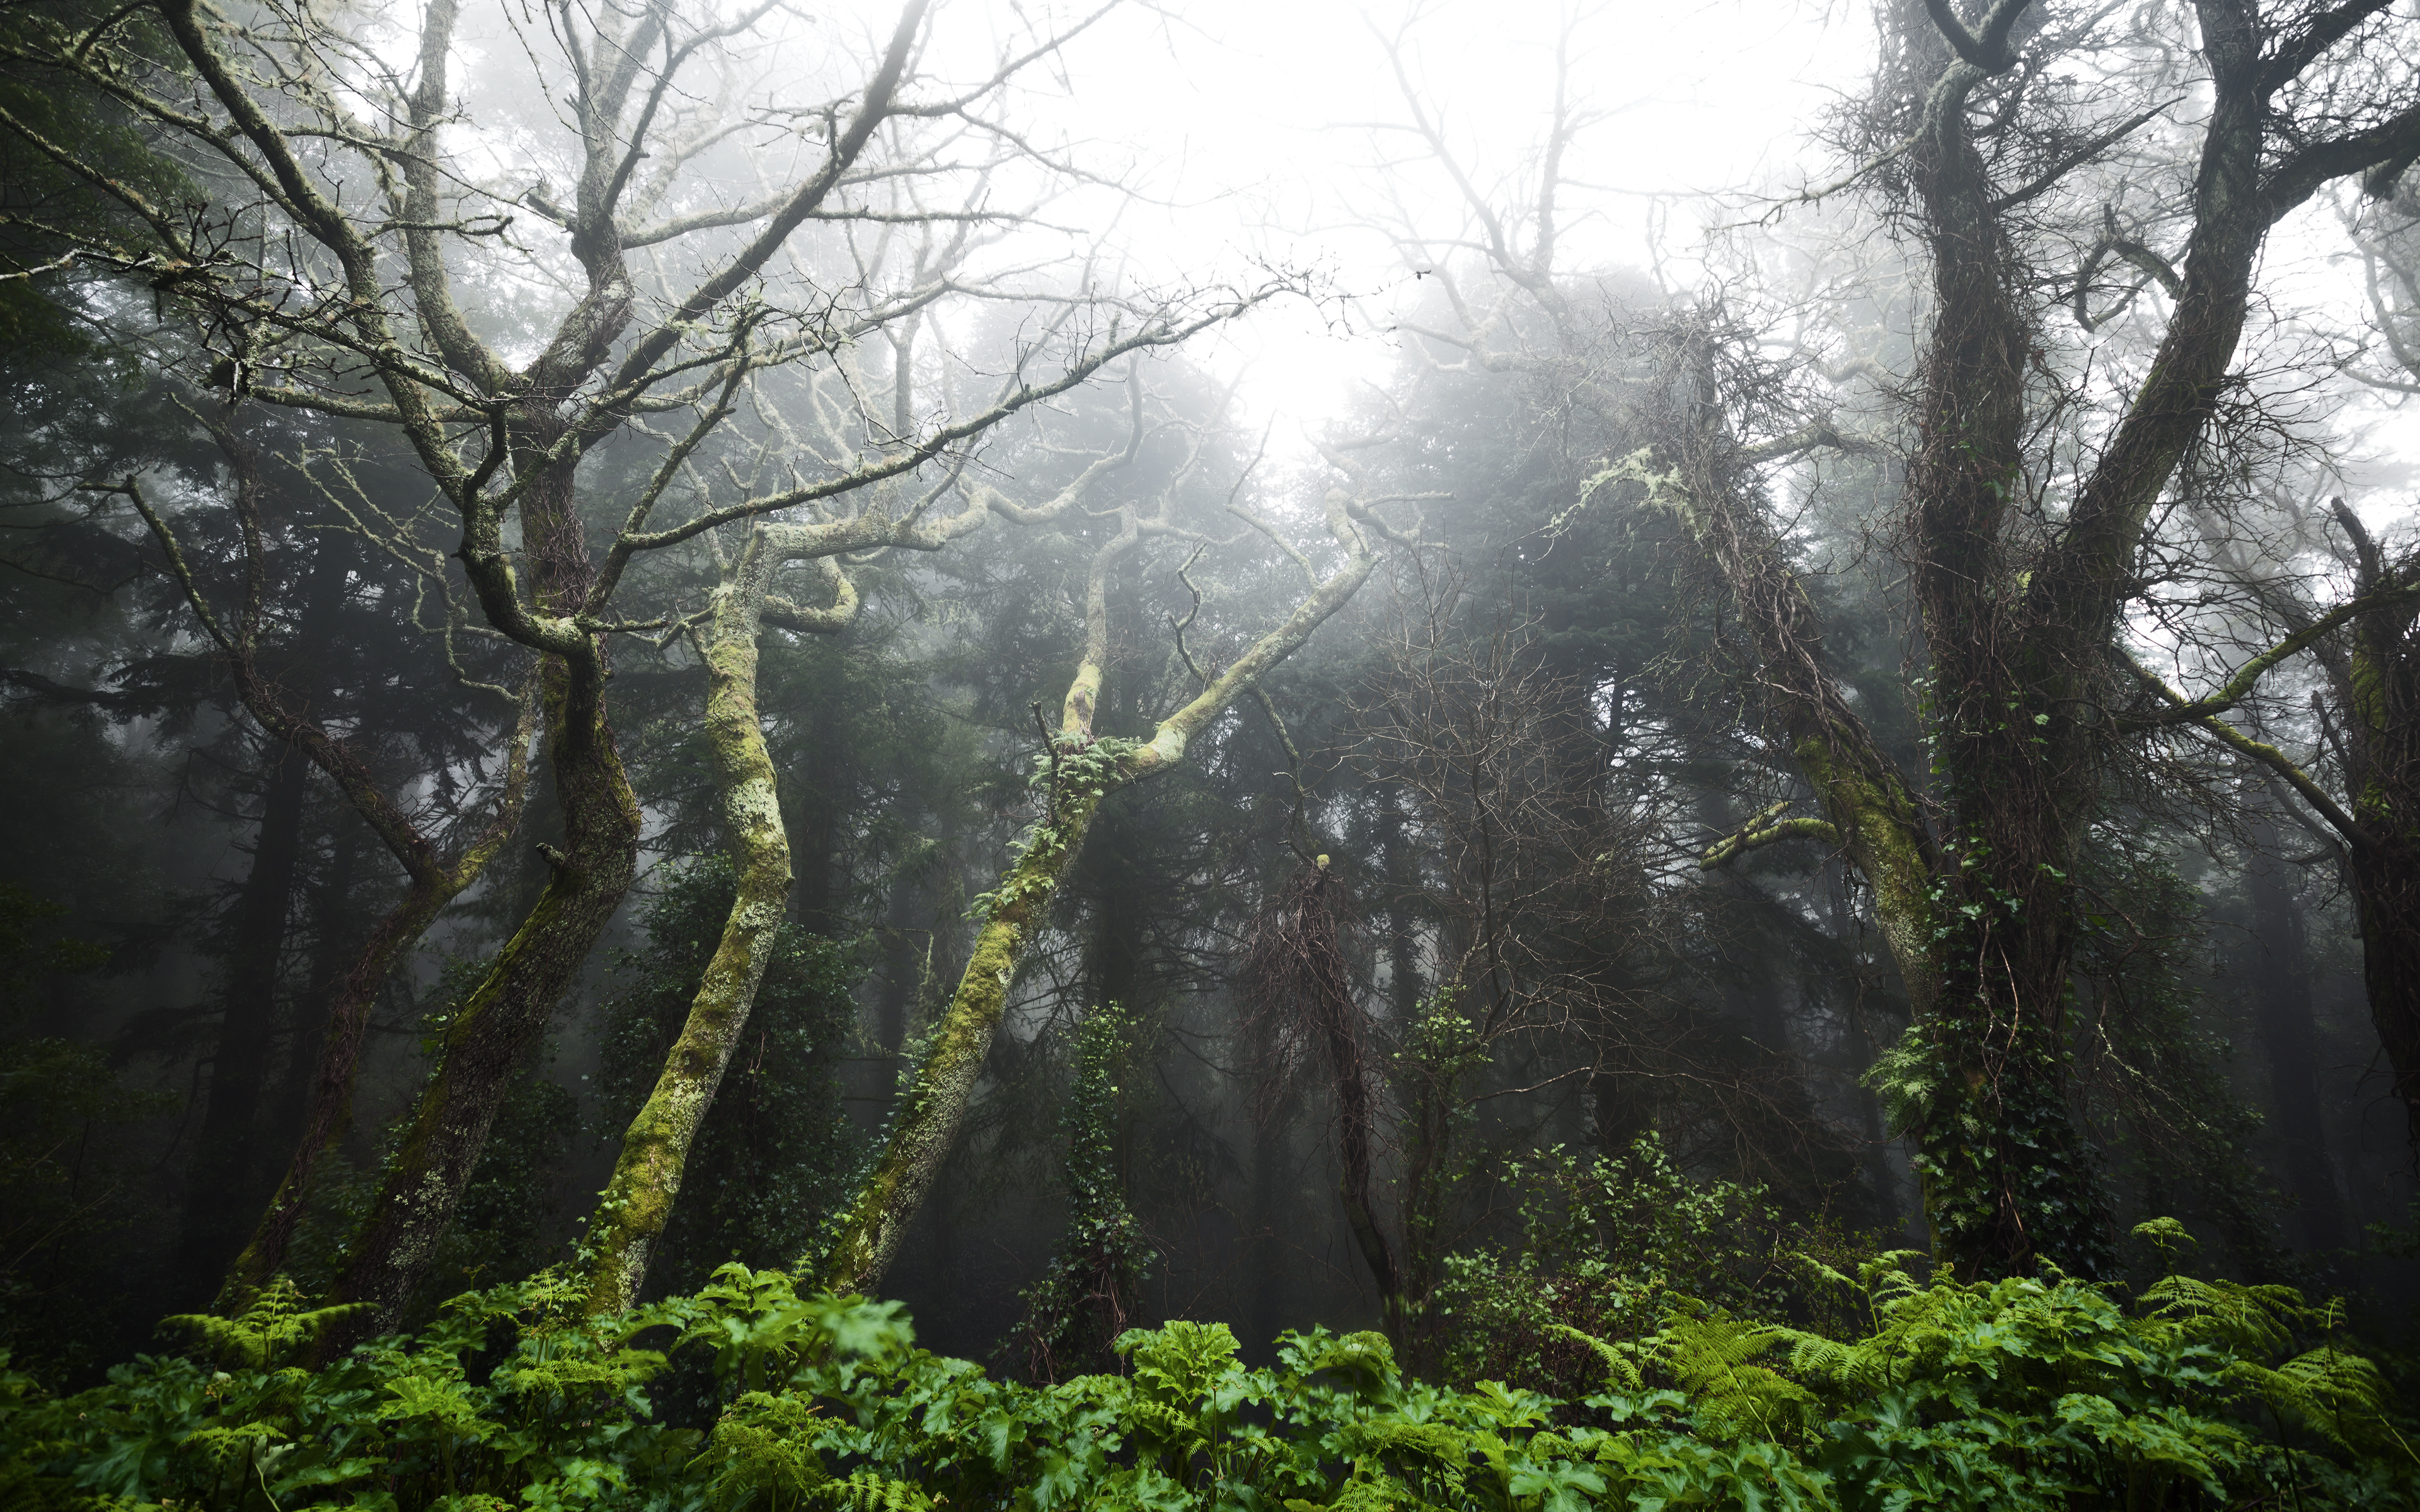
[4,0,2420,1506]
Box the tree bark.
[224,859,493,1302]
[2243,811,2348,1252]
[816,488,1388,1294]
[173,736,313,1297]
[580,529,794,1315]
[816,761,1119,1293]
[323,447,642,1341]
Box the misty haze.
[3,0,2419,1507]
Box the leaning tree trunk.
[224,857,499,1302]
[815,752,1123,1293]
[322,455,642,1344]
[580,532,795,1315]
[815,488,1386,1295]
[321,648,638,1339]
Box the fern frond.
[2225,1346,2396,1455]
[162,1276,372,1370]
[1656,1307,1819,1443]
[1787,1334,1891,1394]
[815,1470,931,1511]
[2142,1273,2303,1355]
[1547,1323,1640,1393]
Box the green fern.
[814,1469,931,1511]
[2225,1346,2407,1458]
[160,1276,370,1370]
[1545,1322,1641,1394]
[1654,1303,1819,1443]
[696,1390,831,1511]
[2140,1270,2305,1357]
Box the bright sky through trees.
[985,0,2414,506]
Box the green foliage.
[968,736,1141,924]
[1884,801,2114,1280]
[0,4,198,365]
[596,859,861,1299]
[1432,1135,1872,1397]
[160,1280,368,1373]
[1003,1002,1155,1382]
[1,1229,2414,1511]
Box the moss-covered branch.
[1698,803,1843,869]
[815,476,1396,1296]
[580,527,840,1315]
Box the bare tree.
[1352,0,2420,1277]
[4,0,1291,1331]
[812,424,1428,1296]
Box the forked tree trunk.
[321,457,642,1344]
[816,491,1385,1295]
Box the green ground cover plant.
[2,1212,2411,1512]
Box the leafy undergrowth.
[3,1223,2414,1511]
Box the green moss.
[815,776,1116,1293]
[1794,736,1937,1011]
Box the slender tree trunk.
[2243,813,2349,1251]
[582,534,793,1314]
[224,866,476,1302]
[272,831,361,1148]
[1311,876,1402,1342]
[175,536,357,1294]
[129,434,541,1309]
[323,453,641,1342]
[258,828,362,1199]
[174,739,313,1296]
[874,876,922,1055]
[2349,837,2420,1152]
[816,770,1120,1292]
[816,487,1383,1294]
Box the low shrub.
[2,1220,2412,1510]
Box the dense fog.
[4,1,2420,1505]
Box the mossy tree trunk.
[1657,0,2420,1278]
[579,527,800,1315]
[2334,521,2420,1147]
[1620,374,1939,1022]
[817,486,1395,1295]
[325,436,645,1341]
[221,811,527,1306]
[1896,0,2413,1279]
